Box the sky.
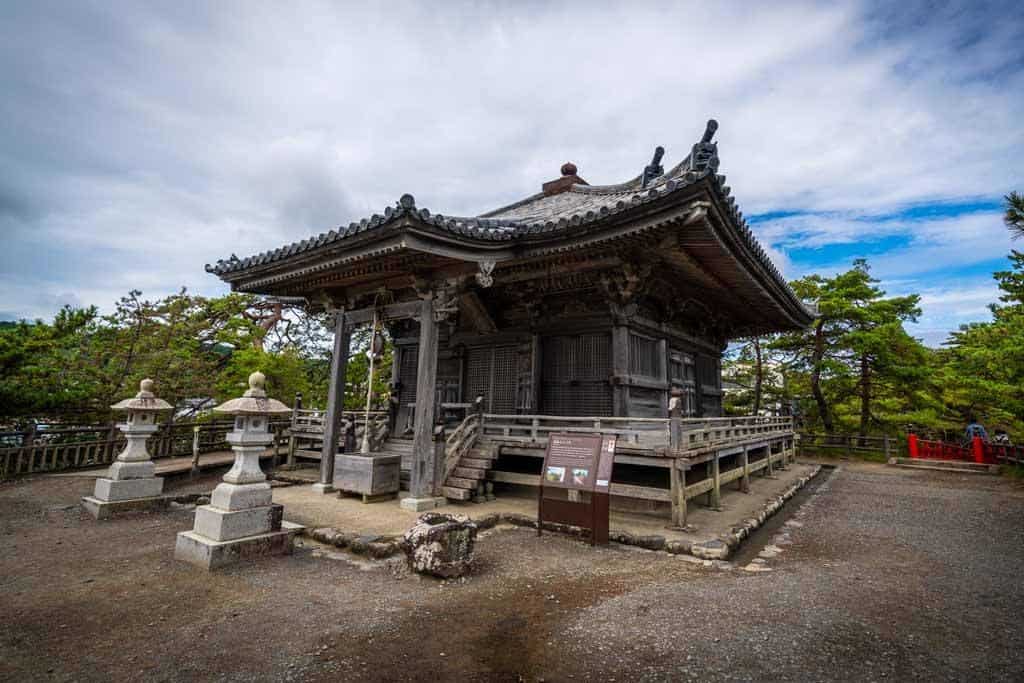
[1,1,1021,346]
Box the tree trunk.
[752,337,763,416]
[810,320,833,433]
[858,353,870,444]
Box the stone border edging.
[302,466,823,563]
[691,465,823,560]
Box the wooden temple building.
[207,120,816,521]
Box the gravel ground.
[2,462,1022,681]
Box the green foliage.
[0,290,333,424]
[1005,191,1024,241]
[937,250,1024,434]
[764,259,931,435]
[343,326,393,411]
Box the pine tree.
[1005,191,1024,240]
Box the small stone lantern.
[82,378,172,519]
[175,372,302,569]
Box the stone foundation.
[92,476,164,502]
[174,522,304,570]
[81,494,172,520]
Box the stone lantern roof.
[110,379,173,412]
[213,372,292,415]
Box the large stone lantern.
[82,378,172,519]
[175,371,303,569]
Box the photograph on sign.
[572,468,588,486]
[545,466,566,483]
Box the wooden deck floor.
[46,448,277,478]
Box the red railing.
[907,434,1021,466]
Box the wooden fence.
[796,433,899,460]
[0,419,289,480]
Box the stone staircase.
[442,444,498,501]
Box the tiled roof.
[205,120,788,307]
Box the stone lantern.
[82,378,172,519]
[175,371,303,570]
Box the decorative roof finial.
[560,162,578,177]
[641,146,665,188]
[399,194,416,210]
[702,119,718,143]
[688,119,721,174]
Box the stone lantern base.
[81,489,171,520]
[82,467,167,520]
[174,456,304,570]
[174,521,304,570]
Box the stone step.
[888,457,998,475]
[460,457,494,470]
[442,486,473,501]
[453,466,486,481]
[384,442,414,452]
[445,476,478,490]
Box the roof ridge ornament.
[688,119,719,174]
[640,146,664,189]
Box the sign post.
[537,432,617,546]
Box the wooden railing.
[480,414,670,447]
[479,414,793,454]
[0,419,290,480]
[797,433,899,460]
[286,409,390,461]
[908,434,1023,466]
[674,416,794,453]
[443,412,482,482]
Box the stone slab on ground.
[888,457,1000,475]
[399,496,447,512]
[93,476,163,501]
[81,494,173,520]
[174,521,303,570]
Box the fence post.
[105,421,118,463]
[908,433,918,459]
[884,434,891,460]
[669,389,683,454]
[190,425,201,477]
[711,453,721,510]
[972,436,984,464]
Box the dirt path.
[2,463,1023,681]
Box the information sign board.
[538,432,617,545]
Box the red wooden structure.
[907,434,1023,466]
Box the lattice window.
[466,346,491,405]
[492,346,518,413]
[397,344,418,405]
[466,345,518,413]
[540,334,612,416]
[629,333,659,378]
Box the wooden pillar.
[766,444,774,477]
[409,296,440,500]
[669,388,683,452]
[611,325,629,416]
[530,333,541,413]
[670,460,687,527]
[740,446,750,493]
[317,310,350,491]
[711,452,721,510]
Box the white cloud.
[0,0,1021,338]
